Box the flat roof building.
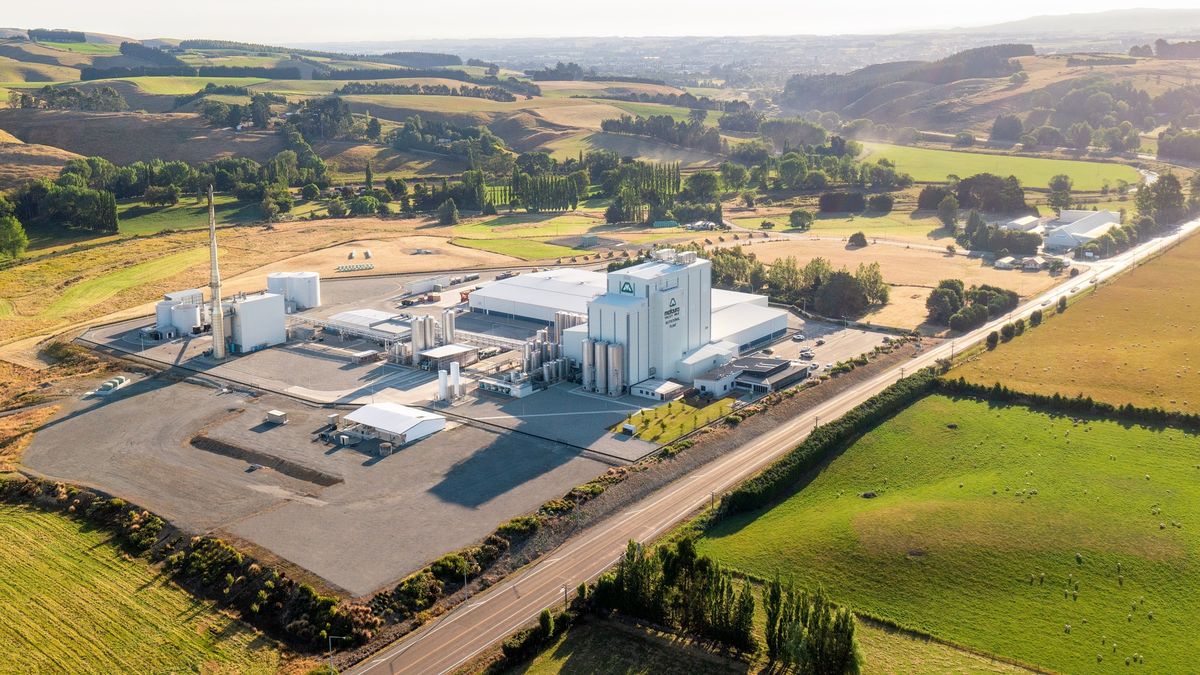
[468,268,607,323]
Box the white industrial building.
[1043,210,1121,252]
[342,403,445,446]
[471,250,787,397]
[266,271,321,311]
[225,292,286,354]
[468,268,607,322]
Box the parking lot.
[24,376,609,596]
[750,316,897,374]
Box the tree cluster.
[764,578,862,673]
[334,81,516,102]
[594,539,756,653]
[8,85,126,112]
[925,279,1018,331]
[959,211,1041,255]
[601,114,723,154]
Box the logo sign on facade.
[619,281,634,294]
[664,296,681,328]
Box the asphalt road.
[349,218,1199,675]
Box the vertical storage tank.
[607,343,624,396]
[593,341,608,394]
[171,303,201,334]
[155,301,176,332]
[581,338,594,390]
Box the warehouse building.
[468,268,607,323]
[1043,210,1121,252]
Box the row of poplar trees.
[593,538,861,673]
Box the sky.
[6,1,1200,43]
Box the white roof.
[329,308,398,328]
[345,403,443,436]
[471,268,606,314]
[613,256,709,281]
[419,343,476,358]
[1049,210,1120,234]
[633,379,686,395]
[679,340,738,365]
[712,288,768,311]
[164,288,205,302]
[712,303,788,343]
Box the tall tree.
[0,215,28,259]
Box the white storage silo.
[450,362,461,397]
[607,343,624,396]
[155,301,176,332]
[581,338,593,390]
[441,308,456,343]
[438,370,449,400]
[593,341,608,394]
[292,272,321,309]
[171,303,201,334]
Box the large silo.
[593,341,608,394]
[581,338,594,390]
[607,343,624,397]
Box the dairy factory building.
[468,250,787,396]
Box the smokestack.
[208,185,227,360]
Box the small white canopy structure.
[344,403,445,445]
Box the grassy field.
[45,247,210,316]
[453,214,602,240]
[0,504,279,673]
[958,232,1200,412]
[452,237,590,260]
[614,397,736,444]
[116,194,264,235]
[607,100,724,126]
[108,76,270,95]
[699,394,1200,672]
[730,211,952,242]
[38,41,119,55]
[862,142,1141,192]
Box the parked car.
[815,338,826,346]
[808,362,820,371]
[762,348,774,355]
[792,334,805,342]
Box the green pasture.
[451,237,590,260]
[862,142,1141,191]
[699,394,1200,672]
[0,504,279,673]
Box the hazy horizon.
[6,2,1200,44]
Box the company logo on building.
[619,281,634,294]
[669,298,677,307]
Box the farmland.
[0,504,279,673]
[699,394,1200,672]
[730,211,952,243]
[746,237,1060,330]
[958,232,1200,412]
[862,142,1141,191]
[452,237,589,260]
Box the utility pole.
[562,584,569,612]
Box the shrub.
[866,193,894,212]
[497,515,541,539]
[1000,323,1016,341]
[1057,295,1068,313]
[847,231,868,247]
[430,553,470,583]
[986,331,1000,349]
[1030,309,1043,326]
[300,183,320,200]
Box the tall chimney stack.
[208,186,227,360]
